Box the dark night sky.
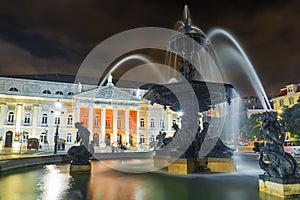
[0,0,299,96]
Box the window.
[9,87,18,92]
[160,119,165,130]
[55,117,61,125]
[42,90,51,94]
[67,133,72,143]
[22,132,29,142]
[42,114,48,125]
[94,116,99,127]
[140,118,145,128]
[67,115,73,126]
[8,111,14,122]
[289,97,294,105]
[279,99,284,107]
[150,119,155,128]
[40,133,48,143]
[117,117,121,129]
[67,92,75,95]
[140,134,145,144]
[55,91,63,95]
[24,112,31,124]
[106,117,111,128]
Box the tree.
[282,97,300,137]
[241,113,263,140]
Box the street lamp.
[52,99,63,154]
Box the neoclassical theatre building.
[0,75,179,151]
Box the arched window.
[42,90,51,94]
[24,112,31,125]
[9,87,18,92]
[67,115,73,126]
[7,111,14,123]
[67,92,75,95]
[42,114,48,125]
[55,91,63,95]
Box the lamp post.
[52,99,62,154]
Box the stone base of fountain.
[70,163,91,173]
[259,175,300,198]
[167,158,196,174]
[205,157,235,173]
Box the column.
[136,107,140,145]
[16,104,22,134]
[31,104,38,138]
[88,104,93,136]
[113,107,118,143]
[0,103,6,126]
[100,107,106,146]
[125,107,130,144]
[75,105,80,124]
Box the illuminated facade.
[0,76,178,150]
[271,83,300,112]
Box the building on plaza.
[0,74,179,151]
[271,83,300,113]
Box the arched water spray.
[207,28,272,110]
[98,54,163,87]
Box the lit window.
[8,111,14,122]
[67,115,73,126]
[140,118,145,128]
[94,116,99,127]
[106,117,111,128]
[289,97,294,105]
[279,99,284,107]
[117,117,121,129]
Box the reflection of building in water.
[0,75,179,150]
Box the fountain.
[143,6,236,174]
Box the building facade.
[0,76,178,151]
[271,83,300,112]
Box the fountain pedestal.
[259,175,300,198]
[167,158,196,174]
[70,163,91,173]
[205,157,235,172]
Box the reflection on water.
[0,160,299,200]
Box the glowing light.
[178,111,183,117]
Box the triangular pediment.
[75,85,140,102]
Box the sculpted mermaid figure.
[259,111,300,179]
